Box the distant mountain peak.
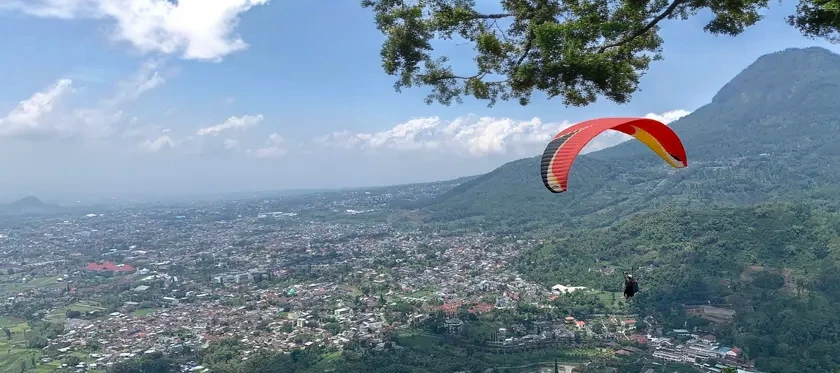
[712,46,840,106]
[0,196,63,215]
[10,196,44,208]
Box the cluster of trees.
[187,339,327,373]
[108,352,175,373]
[124,335,596,373]
[24,320,65,349]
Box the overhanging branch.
[421,72,487,83]
[513,32,535,69]
[596,0,686,53]
[466,13,513,20]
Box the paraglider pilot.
[624,273,638,299]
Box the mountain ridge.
[416,46,840,229]
[0,196,63,215]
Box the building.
[85,261,135,273]
[621,319,637,330]
[444,318,463,333]
[335,308,351,318]
[551,284,587,294]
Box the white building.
[551,284,587,294]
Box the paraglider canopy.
[540,117,688,193]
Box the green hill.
[420,47,840,231]
[518,201,840,373]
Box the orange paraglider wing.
[540,117,688,193]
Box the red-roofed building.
[85,261,135,273]
[725,347,742,362]
[439,300,464,314]
[621,319,637,329]
[631,334,648,344]
[468,303,494,314]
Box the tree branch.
[422,72,487,83]
[596,0,686,53]
[422,32,532,85]
[467,13,512,20]
[513,32,535,70]
[492,20,510,43]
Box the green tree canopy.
[362,0,840,107]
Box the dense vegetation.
[109,353,176,373]
[518,202,840,373]
[129,333,601,373]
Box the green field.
[46,301,105,321]
[595,291,627,312]
[0,316,30,345]
[132,308,155,318]
[0,342,103,373]
[407,290,432,299]
[0,276,63,294]
[0,314,106,373]
[0,345,40,373]
[0,316,59,373]
[322,351,342,361]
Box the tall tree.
[362,0,840,107]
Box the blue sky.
[0,0,837,202]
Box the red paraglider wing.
[540,117,688,193]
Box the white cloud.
[318,110,692,157]
[251,132,285,158]
[0,59,166,141]
[644,109,691,125]
[0,79,74,137]
[122,124,170,140]
[223,96,236,105]
[223,138,240,149]
[0,0,270,62]
[72,107,125,139]
[107,59,166,105]
[74,61,167,139]
[196,114,263,136]
[138,135,176,152]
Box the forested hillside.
[419,47,840,231]
[518,202,840,372]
